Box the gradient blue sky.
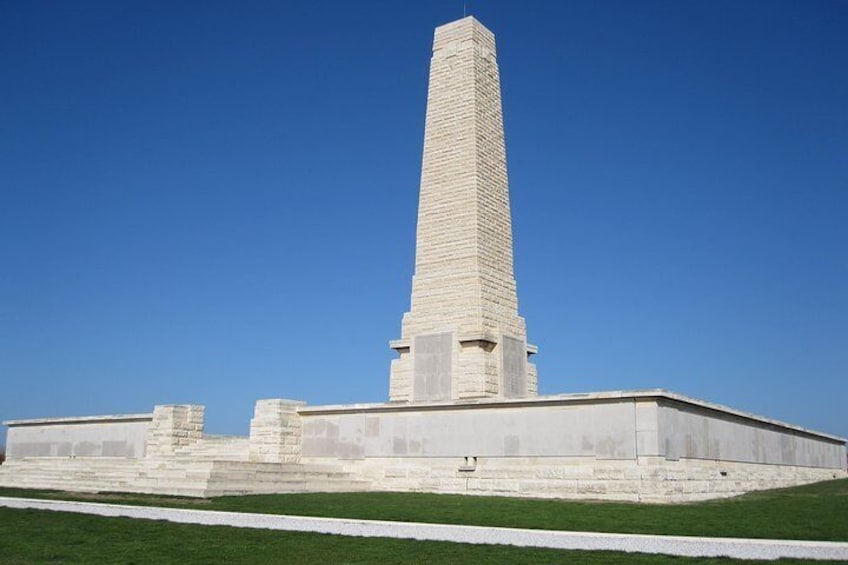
[2,0,846,444]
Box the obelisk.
[389,17,537,402]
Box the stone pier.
[249,399,305,463]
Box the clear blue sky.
[2,0,846,443]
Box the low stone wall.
[0,401,358,497]
[2,392,844,501]
[298,390,847,502]
[656,399,842,467]
[4,414,153,459]
[299,391,845,468]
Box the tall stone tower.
[389,17,537,403]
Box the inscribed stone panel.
[502,335,526,398]
[413,333,453,401]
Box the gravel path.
[2,496,847,561]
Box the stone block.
[145,405,204,459]
[249,399,306,463]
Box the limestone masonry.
[1,16,845,501]
[389,17,536,403]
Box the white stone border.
[2,496,847,561]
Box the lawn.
[1,506,844,564]
[2,478,847,542]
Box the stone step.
[205,470,353,482]
[204,481,372,497]
[173,437,251,461]
[0,457,372,498]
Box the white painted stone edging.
[2,496,847,561]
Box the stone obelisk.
[389,17,537,402]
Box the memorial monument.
[1,16,845,502]
[388,17,536,403]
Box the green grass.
[2,478,847,542]
[1,507,843,564]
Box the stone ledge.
[4,413,154,427]
[389,339,410,351]
[458,332,498,345]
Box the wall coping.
[3,413,154,427]
[298,389,847,444]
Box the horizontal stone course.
[310,455,843,503]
